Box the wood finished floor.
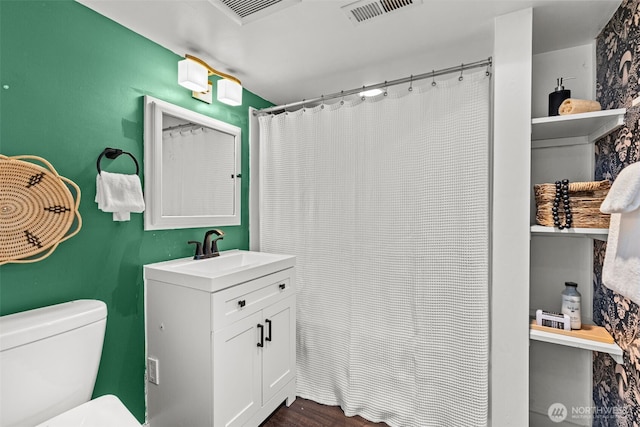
[260,398,390,427]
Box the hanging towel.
[600,162,640,304]
[558,99,602,115]
[95,171,145,221]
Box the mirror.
[144,96,241,230]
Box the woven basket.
[534,180,611,229]
[0,154,82,265]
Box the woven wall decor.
[0,154,82,265]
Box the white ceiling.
[76,0,621,106]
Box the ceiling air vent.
[208,0,301,25]
[342,0,422,25]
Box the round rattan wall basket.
[0,154,82,265]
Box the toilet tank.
[0,300,107,427]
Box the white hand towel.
[600,162,640,214]
[600,162,640,304]
[95,171,145,222]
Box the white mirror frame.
[144,95,241,230]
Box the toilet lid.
[35,395,141,427]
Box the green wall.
[0,0,272,422]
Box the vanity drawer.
[211,268,294,331]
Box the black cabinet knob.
[279,283,286,290]
[238,300,246,308]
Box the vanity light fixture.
[178,54,243,106]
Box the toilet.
[0,299,141,427]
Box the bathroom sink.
[144,250,295,292]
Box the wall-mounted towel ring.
[96,148,139,175]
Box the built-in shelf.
[530,325,623,364]
[530,225,608,241]
[531,108,626,147]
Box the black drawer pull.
[279,283,286,290]
[257,323,264,347]
[265,319,272,342]
[238,300,246,308]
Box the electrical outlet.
[147,357,159,385]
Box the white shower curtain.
[258,70,490,427]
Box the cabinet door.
[262,296,296,404]
[213,311,262,427]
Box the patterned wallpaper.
[594,0,640,425]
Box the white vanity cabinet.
[144,252,296,427]
[211,270,296,427]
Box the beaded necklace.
[553,179,572,229]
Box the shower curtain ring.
[408,75,413,92]
[383,81,388,96]
[485,62,491,77]
[340,90,345,106]
[302,99,306,113]
[431,70,436,87]
[459,64,464,81]
[321,95,325,109]
[361,86,366,101]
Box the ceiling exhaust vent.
[342,0,422,25]
[208,0,300,25]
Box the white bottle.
[561,282,582,330]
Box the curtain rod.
[163,123,199,132]
[254,57,491,115]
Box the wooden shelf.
[531,108,626,147]
[530,225,608,241]
[530,322,623,364]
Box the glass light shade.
[217,79,243,106]
[178,59,208,92]
[359,88,383,97]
